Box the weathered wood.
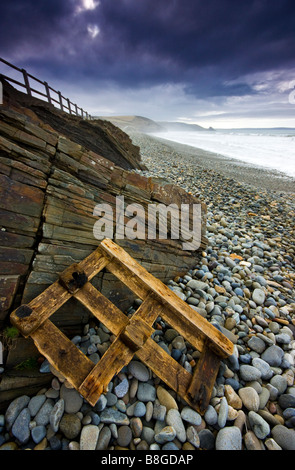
[101,239,234,359]
[30,319,94,389]
[187,341,221,413]
[10,248,108,337]
[10,239,234,414]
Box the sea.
[151,129,295,179]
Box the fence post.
[44,82,52,104]
[75,104,78,116]
[58,91,64,111]
[67,98,72,114]
[22,69,32,96]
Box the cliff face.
[0,80,207,406]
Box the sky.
[1,0,295,128]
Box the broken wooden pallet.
[10,239,234,414]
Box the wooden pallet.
[10,239,234,414]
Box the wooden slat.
[10,248,109,337]
[101,239,234,359]
[74,282,128,335]
[187,341,221,414]
[78,334,136,406]
[30,319,94,388]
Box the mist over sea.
[151,129,295,178]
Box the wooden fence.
[0,57,92,120]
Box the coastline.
[131,132,295,194]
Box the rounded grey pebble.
[272,425,295,450]
[215,426,242,450]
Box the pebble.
[180,406,202,426]
[156,386,178,410]
[215,426,242,450]
[238,387,260,411]
[11,408,31,444]
[155,426,176,444]
[59,414,82,440]
[60,385,83,413]
[117,425,132,447]
[166,409,186,442]
[271,425,295,450]
[248,411,270,439]
[128,361,149,381]
[137,383,156,402]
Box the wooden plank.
[186,342,221,414]
[30,319,94,389]
[101,239,233,359]
[74,282,128,335]
[10,249,109,337]
[78,334,136,405]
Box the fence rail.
[0,57,92,120]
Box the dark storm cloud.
[1,0,295,99]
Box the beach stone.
[217,397,228,428]
[271,425,295,450]
[252,288,265,305]
[180,406,202,426]
[238,387,260,411]
[140,426,154,445]
[96,426,111,450]
[5,395,30,430]
[215,426,242,450]
[60,384,83,413]
[31,425,47,444]
[35,399,54,426]
[204,405,218,425]
[80,424,99,450]
[270,375,287,395]
[248,411,270,439]
[187,280,208,291]
[100,409,129,425]
[128,361,149,382]
[59,414,82,440]
[117,425,132,447]
[95,394,108,412]
[49,398,64,433]
[248,336,266,354]
[259,387,270,409]
[114,378,129,398]
[137,383,156,402]
[224,384,242,409]
[186,426,200,448]
[265,438,282,450]
[134,401,146,417]
[166,409,186,442]
[278,394,295,409]
[11,408,31,444]
[155,426,176,444]
[153,403,166,421]
[244,431,263,450]
[239,365,261,382]
[130,417,143,437]
[199,429,215,450]
[145,401,153,422]
[28,395,46,417]
[261,345,284,367]
[156,386,178,410]
[252,357,273,380]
